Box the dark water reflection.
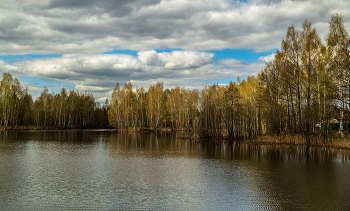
[0,130,349,210]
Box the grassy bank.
[242,135,350,150]
[175,133,350,151]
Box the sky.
[0,0,349,103]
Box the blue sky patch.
[104,49,138,56]
[103,48,183,55]
[201,77,248,86]
[0,54,62,64]
[154,48,182,53]
[19,77,75,90]
[206,49,277,63]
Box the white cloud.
[138,50,159,66]
[258,53,276,63]
[98,97,108,102]
[137,50,214,69]
[5,65,18,71]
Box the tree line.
[108,14,350,143]
[0,73,109,129]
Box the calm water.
[0,130,349,210]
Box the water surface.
[0,130,349,210]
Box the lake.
[0,130,349,210]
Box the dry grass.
[253,134,306,145]
[328,139,350,150]
[246,134,350,150]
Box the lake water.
[0,130,349,210]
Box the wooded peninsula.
[1,14,350,148]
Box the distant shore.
[0,126,114,131]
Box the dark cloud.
[46,0,162,17]
[1,0,349,54]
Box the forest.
[108,14,350,144]
[0,72,109,129]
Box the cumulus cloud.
[1,51,264,102]
[0,0,349,54]
[258,53,276,63]
[137,50,214,69]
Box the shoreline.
[0,126,114,131]
[244,140,350,151]
[2,127,350,151]
[176,135,350,151]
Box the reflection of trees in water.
[227,143,350,163]
[0,130,115,144]
[244,144,350,210]
[1,130,348,162]
[106,132,350,163]
[107,132,198,158]
[193,142,350,210]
